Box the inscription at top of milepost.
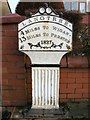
[18,15,72,31]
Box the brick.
[76,69,88,73]
[2,73,17,80]
[9,85,26,91]
[68,84,82,89]
[2,91,9,96]
[2,49,19,55]
[75,73,83,78]
[68,56,88,68]
[8,68,25,74]
[1,14,25,24]
[2,62,9,67]
[9,91,26,98]
[2,96,10,101]
[0,31,2,36]
[2,85,9,90]
[0,49,2,54]
[89,84,90,88]
[0,36,2,41]
[67,69,76,73]
[83,84,88,89]
[11,96,27,101]
[16,74,25,80]
[76,78,88,83]
[60,78,75,84]
[60,88,75,94]
[68,73,77,78]
[67,94,82,98]
[9,80,25,86]
[60,78,67,83]
[2,79,8,85]
[82,94,89,98]
[2,56,8,62]
[2,61,24,69]
[6,55,24,62]
[75,88,88,94]
[2,37,17,43]
[0,25,2,30]
[80,14,88,24]
[2,43,18,50]
[60,94,67,99]
[7,63,17,68]
[15,61,25,66]
[2,25,16,31]
[2,67,8,73]
[82,72,89,78]
[61,68,69,73]
[60,99,70,102]
[61,72,68,78]
[60,84,67,90]
[2,31,17,37]
[67,78,76,83]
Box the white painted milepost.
[18,6,72,109]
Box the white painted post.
[18,6,72,109]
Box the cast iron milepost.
[18,5,72,110]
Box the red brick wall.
[1,14,27,106]
[1,14,90,107]
[60,57,90,102]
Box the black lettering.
[47,16,50,20]
[58,29,62,32]
[22,22,26,27]
[22,36,26,41]
[59,18,63,23]
[19,38,23,43]
[53,26,57,30]
[57,35,61,39]
[63,31,65,34]
[34,17,38,22]
[28,19,32,23]
[21,31,24,35]
[25,30,30,34]
[19,36,26,43]
[66,32,69,36]
[41,41,43,44]
[40,16,45,20]
[43,26,49,29]
[53,17,56,21]
[64,21,68,26]
[51,33,55,37]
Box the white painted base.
[32,67,60,109]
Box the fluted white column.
[32,67,59,109]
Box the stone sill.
[60,55,90,68]
[0,13,25,24]
[25,56,90,68]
